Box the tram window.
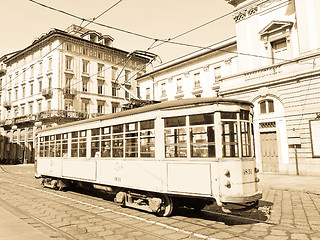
[241,122,252,157]
[39,137,44,157]
[49,135,55,157]
[44,136,49,157]
[62,133,68,157]
[101,127,111,157]
[56,134,61,157]
[221,112,237,120]
[190,114,214,125]
[240,110,250,120]
[190,114,215,158]
[164,116,186,128]
[140,120,155,158]
[222,121,238,157]
[71,132,78,157]
[125,122,138,157]
[79,131,87,157]
[112,124,123,157]
[165,116,187,158]
[91,128,100,157]
[141,119,154,130]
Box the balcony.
[3,101,12,110]
[41,88,53,99]
[63,88,77,99]
[37,110,89,122]
[14,114,37,124]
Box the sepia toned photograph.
[0,0,319,239]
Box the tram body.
[35,98,262,216]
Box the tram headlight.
[254,167,259,173]
[224,180,231,188]
[224,169,230,177]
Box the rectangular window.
[30,83,34,95]
[112,83,117,97]
[190,114,215,158]
[48,57,52,70]
[71,131,87,157]
[146,87,150,100]
[65,57,73,71]
[39,62,43,75]
[241,121,252,157]
[55,134,61,157]
[272,38,288,64]
[140,120,155,157]
[82,60,89,73]
[194,72,201,88]
[30,65,34,78]
[22,85,25,98]
[125,70,131,84]
[125,122,138,157]
[214,66,221,81]
[164,116,187,158]
[98,63,104,77]
[38,78,42,92]
[29,102,33,114]
[82,79,88,92]
[176,78,182,93]
[98,81,103,94]
[112,124,123,157]
[161,82,166,97]
[222,121,238,157]
[111,67,118,81]
[91,128,100,157]
[101,127,111,157]
[97,102,104,114]
[49,135,55,157]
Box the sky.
[0,0,235,65]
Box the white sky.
[0,0,235,64]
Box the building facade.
[0,25,149,164]
[138,0,320,176]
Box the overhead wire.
[1,0,124,93]
[27,0,314,66]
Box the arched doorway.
[253,96,289,173]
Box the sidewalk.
[259,172,320,195]
[0,205,51,240]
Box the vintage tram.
[35,97,262,216]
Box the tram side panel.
[98,160,165,193]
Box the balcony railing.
[37,110,88,120]
[14,114,37,124]
[41,88,53,99]
[63,88,77,99]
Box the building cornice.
[4,29,149,65]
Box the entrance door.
[260,132,278,172]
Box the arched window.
[259,99,274,114]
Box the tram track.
[0,171,318,240]
[0,173,280,240]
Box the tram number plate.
[243,169,253,175]
[114,177,121,182]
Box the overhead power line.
[0,0,123,92]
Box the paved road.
[0,164,320,240]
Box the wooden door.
[260,132,279,172]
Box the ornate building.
[138,0,320,176]
[0,25,149,164]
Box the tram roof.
[38,97,252,133]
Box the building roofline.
[137,36,237,80]
[4,28,149,64]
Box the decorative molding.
[203,65,209,72]
[184,72,190,77]
[232,4,258,23]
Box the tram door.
[260,132,279,172]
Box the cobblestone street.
[0,164,320,240]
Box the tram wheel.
[156,194,173,217]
